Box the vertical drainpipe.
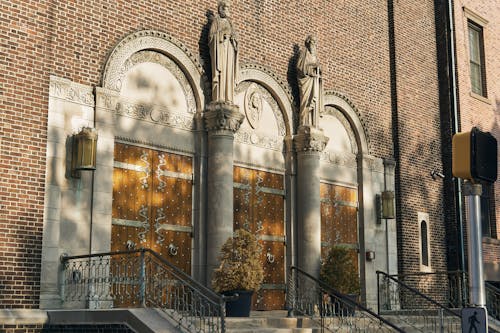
[446,0,466,273]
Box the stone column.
[204,102,244,281]
[294,125,329,278]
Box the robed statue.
[297,35,324,127]
[209,0,239,104]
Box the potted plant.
[320,245,360,316]
[211,229,264,317]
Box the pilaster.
[204,102,244,281]
[294,126,329,278]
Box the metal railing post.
[377,272,381,314]
[439,308,444,333]
[139,249,146,307]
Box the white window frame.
[418,212,432,272]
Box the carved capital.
[294,125,329,152]
[204,102,244,133]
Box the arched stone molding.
[238,63,295,137]
[102,30,206,111]
[323,91,371,155]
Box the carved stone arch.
[237,63,295,137]
[323,91,371,155]
[102,30,206,111]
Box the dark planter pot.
[223,290,253,317]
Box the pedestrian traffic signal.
[452,127,497,183]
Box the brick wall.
[453,0,500,267]
[390,0,448,274]
[0,0,453,307]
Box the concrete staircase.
[226,311,319,333]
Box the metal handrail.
[61,248,226,333]
[377,270,462,317]
[377,270,462,332]
[486,281,500,321]
[288,266,405,333]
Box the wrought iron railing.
[486,282,500,321]
[377,271,462,332]
[61,248,225,333]
[379,270,500,324]
[287,266,404,333]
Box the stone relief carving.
[324,90,372,155]
[323,105,358,154]
[361,155,385,173]
[102,30,205,109]
[234,81,286,151]
[297,35,324,128]
[239,63,295,132]
[209,0,239,103]
[244,83,262,129]
[294,126,329,152]
[235,130,284,151]
[204,102,244,133]
[114,98,195,130]
[49,76,94,107]
[320,151,358,168]
[122,50,196,114]
[237,81,286,136]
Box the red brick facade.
[0,0,498,315]
[452,0,500,276]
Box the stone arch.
[237,63,295,137]
[102,30,206,112]
[323,91,371,155]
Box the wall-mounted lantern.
[376,190,395,224]
[71,127,98,178]
[381,190,395,219]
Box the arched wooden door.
[111,142,193,306]
[320,183,359,273]
[233,166,286,310]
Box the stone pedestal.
[294,126,329,279]
[204,102,244,280]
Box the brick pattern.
[2,0,493,309]
[453,0,500,265]
[391,0,448,274]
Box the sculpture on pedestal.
[209,0,239,104]
[297,35,324,128]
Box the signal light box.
[452,127,497,183]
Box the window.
[418,212,431,272]
[468,20,487,97]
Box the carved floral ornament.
[102,30,205,109]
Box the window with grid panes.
[468,21,487,97]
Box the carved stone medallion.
[244,83,263,129]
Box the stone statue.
[209,0,239,104]
[297,35,323,128]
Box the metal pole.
[139,249,146,307]
[464,182,486,307]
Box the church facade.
[0,0,499,329]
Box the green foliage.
[211,229,264,293]
[320,245,360,295]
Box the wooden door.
[111,143,193,306]
[320,183,359,271]
[234,166,286,310]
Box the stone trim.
[238,63,295,136]
[294,126,329,152]
[204,102,244,133]
[102,30,206,111]
[49,75,94,107]
[323,91,371,155]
